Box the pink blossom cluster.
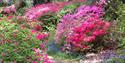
[67,17,110,48]
[25,2,69,20]
[56,5,104,43]
[3,5,16,14]
[30,26,48,40]
[75,5,104,18]
[33,43,53,63]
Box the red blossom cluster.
[36,33,49,40]
[67,17,110,49]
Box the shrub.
[56,0,111,53]
[0,16,51,63]
[38,2,80,32]
[115,1,125,49]
[67,17,110,52]
[25,2,69,20]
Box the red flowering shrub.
[67,17,110,51]
[56,5,104,43]
[56,0,110,52]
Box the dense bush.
[104,0,122,21]
[56,0,111,53]
[25,2,69,20]
[67,17,110,52]
[0,16,52,63]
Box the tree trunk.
[14,0,25,9]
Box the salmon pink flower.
[31,30,37,34]
[33,48,41,53]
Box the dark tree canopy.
[122,0,125,3]
[33,0,51,6]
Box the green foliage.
[104,0,125,49]
[24,0,33,8]
[0,18,41,62]
[115,3,125,49]
[106,58,125,63]
[104,0,122,21]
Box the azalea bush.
[56,5,104,43]
[0,16,52,63]
[56,0,111,53]
[67,17,110,52]
[25,2,69,20]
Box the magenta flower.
[33,61,37,63]
[36,33,48,40]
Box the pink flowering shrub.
[56,0,110,52]
[56,5,104,43]
[25,2,69,20]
